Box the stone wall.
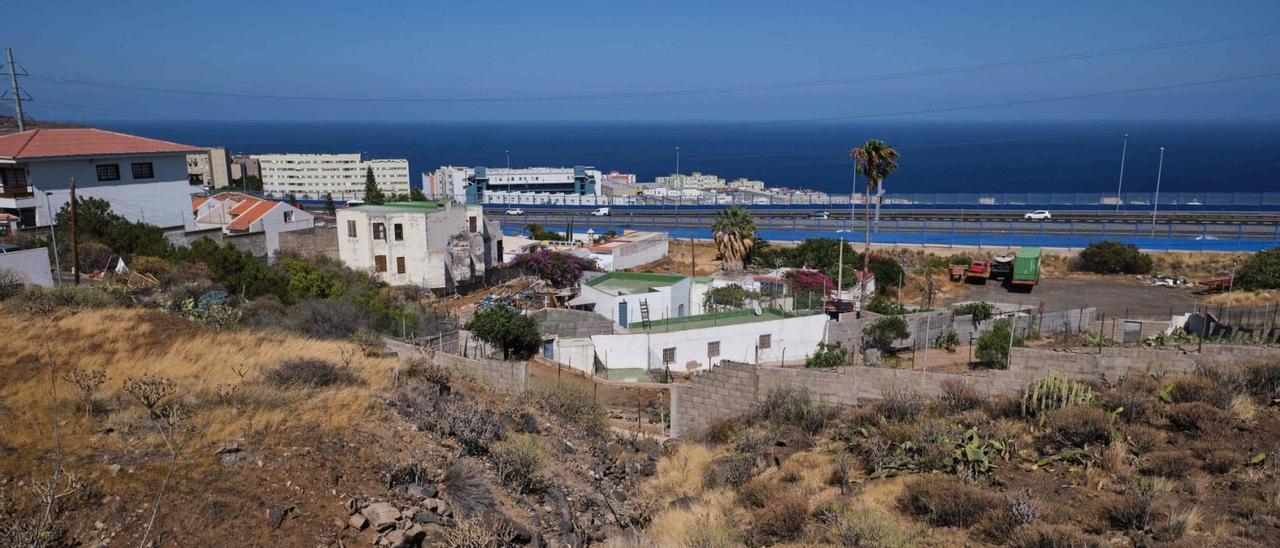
[670,344,1280,438]
[280,225,338,260]
[435,352,529,394]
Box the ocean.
[99,120,1280,195]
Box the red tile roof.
[192,197,208,211]
[0,128,203,159]
[227,200,280,232]
[228,198,262,216]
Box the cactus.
[1020,374,1095,422]
[944,427,1007,478]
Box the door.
[618,301,628,328]
[543,339,555,359]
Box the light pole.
[1151,146,1165,237]
[43,191,61,284]
[1115,133,1128,211]
[505,150,510,169]
[674,146,681,213]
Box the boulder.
[361,502,401,532]
[348,514,369,530]
[406,484,437,500]
[633,437,661,459]
[266,505,294,529]
[518,412,540,434]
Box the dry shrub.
[534,385,607,435]
[984,394,1023,419]
[1126,424,1167,454]
[878,383,925,422]
[263,358,360,388]
[1009,523,1101,548]
[1139,449,1197,478]
[1164,374,1224,406]
[441,459,495,519]
[1201,450,1240,474]
[1046,406,1111,448]
[940,378,985,412]
[750,492,809,543]
[490,434,546,494]
[1227,394,1258,424]
[1104,477,1170,530]
[702,453,755,489]
[1242,360,1280,398]
[445,516,501,547]
[1101,442,1135,478]
[898,476,1001,528]
[1165,402,1223,432]
[704,418,742,445]
[736,478,773,509]
[825,505,924,547]
[751,387,828,434]
[1099,377,1158,424]
[403,357,452,387]
[974,489,1041,541]
[647,444,713,499]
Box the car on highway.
[590,207,611,217]
[810,210,830,220]
[505,208,525,216]
[1024,210,1052,220]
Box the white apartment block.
[422,165,601,203]
[256,153,410,201]
[336,202,500,291]
[654,172,766,191]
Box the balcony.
[0,185,34,198]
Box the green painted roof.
[633,308,820,333]
[585,272,685,295]
[349,201,448,214]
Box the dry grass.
[0,307,394,469]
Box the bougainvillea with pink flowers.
[510,249,600,288]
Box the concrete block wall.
[436,353,529,395]
[279,225,338,260]
[670,361,759,438]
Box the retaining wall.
[670,344,1280,438]
[435,352,529,394]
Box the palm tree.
[850,140,899,309]
[712,206,756,272]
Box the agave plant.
[712,206,756,272]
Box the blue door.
[618,301,628,328]
[543,339,555,358]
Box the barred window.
[758,334,771,349]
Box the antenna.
[2,48,32,131]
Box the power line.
[2,48,33,130]
[28,28,1280,104]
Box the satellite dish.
[752,302,762,315]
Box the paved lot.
[943,277,1198,320]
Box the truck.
[964,260,990,283]
[1010,247,1042,290]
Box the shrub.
[954,301,996,323]
[940,378,985,412]
[878,383,924,422]
[129,255,170,277]
[827,505,924,547]
[440,459,495,519]
[898,477,1000,527]
[1078,241,1153,274]
[0,269,25,300]
[466,303,541,360]
[751,492,809,543]
[935,329,961,352]
[1162,374,1223,406]
[704,418,742,444]
[1138,450,1197,478]
[1235,247,1280,290]
[263,358,360,389]
[752,387,828,434]
[1202,450,1240,474]
[702,454,755,489]
[11,285,122,314]
[1046,406,1111,448]
[438,397,500,455]
[1126,425,1167,454]
[806,341,849,368]
[1242,360,1280,398]
[949,254,973,266]
[1165,402,1223,432]
[863,315,909,355]
[288,298,371,338]
[1008,523,1101,548]
[352,327,385,357]
[736,478,773,509]
[703,283,762,312]
[975,318,1023,367]
[490,434,546,494]
[1105,477,1170,530]
[509,249,598,288]
[534,385,607,435]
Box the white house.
[0,128,204,229]
[570,272,692,328]
[192,192,314,258]
[591,308,828,374]
[336,202,499,291]
[585,230,668,272]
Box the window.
[130,162,154,179]
[468,216,477,233]
[374,255,387,272]
[373,223,386,240]
[95,164,120,181]
[707,341,720,358]
[393,223,403,241]
[346,220,357,237]
[662,347,676,364]
[283,210,294,223]
[396,256,406,274]
[758,334,772,349]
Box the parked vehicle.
[1024,210,1052,220]
[590,207,611,216]
[964,261,991,283]
[1011,247,1043,290]
[990,252,1015,280]
[505,208,525,216]
[810,210,830,220]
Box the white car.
[505,208,525,216]
[1024,210,1052,221]
[590,207,611,217]
[810,210,830,220]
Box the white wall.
[337,204,493,289]
[258,153,410,200]
[549,337,596,375]
[248,204,314,259]
[591,313,828,373]
[25,155,195,229]
[0,247,54,288]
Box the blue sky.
[7,0,1280,122]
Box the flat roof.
[585,272,685,295]
[1016,247,1043,258]
[348,201,447,214]
[633,308,820,333]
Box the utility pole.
[1151,146,1165,237]
[1115,133,1128,211]
[69,178,80,285]
[43,192,61,284]
[4,48,30,131]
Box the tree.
[323,193,337,216]
[851,140,899,307]
[975,318,1024,368]
[173,239,287,300]
[286,193,298,207]
[466,304,542,360]
[863,315,909,356]
[54,197,172,267]
[524,223,566,241]
[278,257,340,301]
[238,175,264,192]
[363,166,387,205]
[954,301,996,323]
[703,283,761,312]
[1078,241,1152,275]
[409,187,427,202]
[712,206,756,272]
[509,249,598,288]
[1237,247,1280,290]
[785,269,832,309]
[806,342,849,368]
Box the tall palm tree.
[712,206,756,272]
[850,140,899,309]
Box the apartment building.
[0,128,203,229]
[422,165,601,203]
[230,155,261,181]
[336,202,500,291]
[256,153,410,201]
[186,146,232,188]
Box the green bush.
[864,315,909,355]
[703,283,761,312]
[954,301,996,323]
[490,434,546,494]
[975,318,1024,367]
[1077,241,1153,275]
[465,303,541,360]
[1235,247,1280,290]
[806,341,849,368]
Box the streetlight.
[674,146,681,212]
[1115,134,1128,211]
[43,191,61,284]
[505,150,510,169]
[1151,146,1165,237]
